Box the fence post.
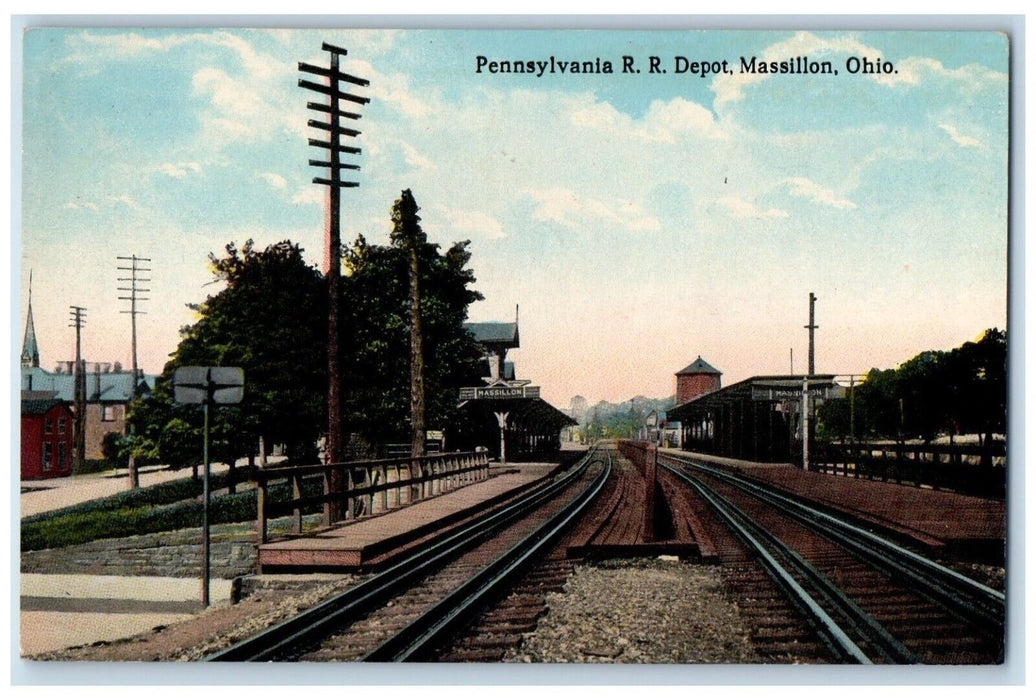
[291,473,302,535]
[256,475,268,544]
[323,466,332,527]
[346,467,355,520]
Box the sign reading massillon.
[459,385,541,401]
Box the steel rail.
[363,452,613,662]
[206,448,604,662]
[662,454,1005,651]
[670,466,872,663]
[666,465,918,664]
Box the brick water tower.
[675,356,721,404]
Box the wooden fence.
[255,451,490,543]
[810,440,1006,499]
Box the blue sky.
[16,28,1009,406]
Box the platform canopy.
[452,396,576,462]
[667,374,839,464]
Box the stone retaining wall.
[21,524,257,580]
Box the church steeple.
[21,271,40,368]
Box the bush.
[72,458,117,476]
[21,482,258,552]
[19,470,328,552]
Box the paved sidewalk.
[19,574,234,656]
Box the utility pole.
[299,42,369,521]
[69,306,87,470]
[805,292,818,376]
[117,255,151,391]
[118,255,151,488]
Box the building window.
[42,442,52,472]
[101,405,119,422]
[58,443,67,471]
[57,417,66,434]
[44,418,53,434]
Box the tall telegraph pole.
[118,254,151,488]
[117,255,151,390]
[299,42,369,520]
[69,306,87,470]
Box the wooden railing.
[255,451,490,543]
[810,440,1006,499]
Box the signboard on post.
[173,366,245,405]
[171,366,244,607]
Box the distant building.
[21,393,74,479]
[675,356,722,404]
[19,287,156,463]
[568,395,588,422]
[22,364,156,461]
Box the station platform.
[664,449,1006,560]
[257,463,561,572]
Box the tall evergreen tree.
[391,190,428,457]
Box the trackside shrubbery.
[21,472,326,552]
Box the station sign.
[751,382,833,402]
[459,385,541,400]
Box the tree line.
[119,191,486,473]
[816,328,1006,443]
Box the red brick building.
[675,356,722,404]
[21,393,75,480]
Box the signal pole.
[69,306,87,470]
[118,255,151,488]
[805,292,818,376]
[299,42,369,521]
[802,292,818,470]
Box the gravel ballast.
[504,558,761,664]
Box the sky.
[15,27,1009,408]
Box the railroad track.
[659,453,1005,664]
[206,449,611,662]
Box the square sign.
[173,366,245,405]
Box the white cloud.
[636,98,728,142]
[568,94,726,142]
[398,141,436,171]
[874,56,1005,88]
[441,208,507,240]
[524,187,661,233]
[192,67,266,117]
[939,123,983,148]
[108,195,140,209]
[350,59,432,119]
[155,162,202,179]
[716,196,789,220]
[291,188,324,206]
[257,172,288,189]
[785,177,856,209]
[63,200,98,212]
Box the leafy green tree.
[822,329,1006,443]
[340,225,484,452]
[130,240,327,466]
